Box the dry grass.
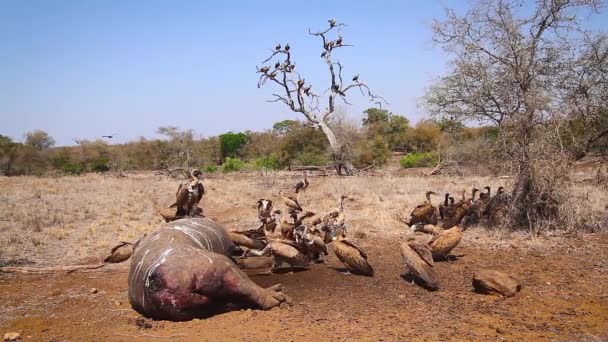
[0,170,604,266]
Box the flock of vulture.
[399,186,511,290]
[161,169,511,291]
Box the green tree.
[362,108,390,126]
[0,135,19,176]
[219,132,248,161]
[272,120,300,135]
[24,130,55,151]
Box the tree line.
[0,108,518,176]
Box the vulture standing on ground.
[279,192,303,213]
[483,186,510,225]
[295,171,309,194]
[400,237,439,290]
[439,193,450,220]
[247,238,310,269]
[428,226,463,260]
[331,226,374,276]
[408,191,439,226]
[257,199,274,218]
[171,169,205,217]
[479,186,491,200]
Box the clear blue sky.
[0,1,605,146]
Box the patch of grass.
[400,152,439,168]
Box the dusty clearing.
[1,172,607,340]
[1,235,607,341]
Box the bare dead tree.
[425,0,606,230]
[257,19,386,175]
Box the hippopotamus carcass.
[128,217,290,321]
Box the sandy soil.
[1,233,607,341]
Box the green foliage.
[362,108,390,126]
[24,130,55,151]
[203,164,218,173]
[272,120,300,135]
[294,146,328,166]
[354,136,390,167]
[253,154,280,170]
[50,149,72,169]
[362,108,411,151]
[400,152,439,168]
[278,125,328,166]
[222,157,245,173]
[90,155,110,172]
[62,162,85,175]
[219,132,248,160]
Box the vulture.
[104,241,133,263]
[279,192,303,212]
[478,186,491,200]
[483,186,510,225]
[331,227,374,276]
[294,171,309,193]
[297,78,305,88]
[260,66,270,74]
[274,61,281,69]
[285,43,290,51]
[442,193,469,229]
[257,199,274,219]
[411,224,444,236]
[228,231,266,251]
[438,193,450,220]
[247,239,310,269]
[407,191,439,226]
[275,210,296,240]
[328,19,336,27]
[336,36,343,45]
[428,226,463,261]
[269,70,278,78]
[275,44,281,51]
[171,169,205,217]
[321,51,327,58]
[400,237,439,290]
[352,74,359,82]
[303,85,312,96]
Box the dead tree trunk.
[257,19,385,176]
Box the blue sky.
[0,1,605,146]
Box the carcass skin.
[128,218,289,321]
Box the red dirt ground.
[1,235,607,341]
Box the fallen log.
[0,263,105,274]
[427,161,456,176]
[288,165,333,172]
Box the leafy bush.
[253,154,280,170]
[62,162,85,175]
[90,155,110,172]
[222,157,245,173]
[294,147,328,166]
[400,152,439,168]
[219,132,248,159]
[203,164,218,173]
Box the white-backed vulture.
[429,226,463,260]
[407,191,439,226]
[400,237,439,290]
[331,227,374,277]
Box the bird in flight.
[102,133,118,139]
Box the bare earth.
[0,172,607,341]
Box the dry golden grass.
[0,169,604,266]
